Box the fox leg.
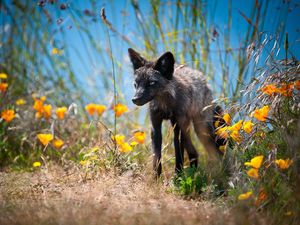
[178,119,198,168]
[171,119,184,173]
[181,132,198,168]
[150,111,163,177]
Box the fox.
[128,48,225,177]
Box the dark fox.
[128,48,225,176]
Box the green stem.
[101,8,117,152]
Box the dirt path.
[0,165,228,225]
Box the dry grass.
[0,164,232,225]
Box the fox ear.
[128,48,147,70]
[154,52,175,80]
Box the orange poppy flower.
[1,109,16,122]
[43,104,52,120]
[247,168,259,179]
[16,98,26,105]
[0,82,8,92]
[238,191,253,200]
[275,158,293,170]
[95,105,106,116]
[56,107,67,120]
[53,139,64,149]
[251,106,270,122]
[133,131,146,144]
[113,103,128,117]
[223,113,231,125]
[243,121,254,134]
[230,130,242,143]
[37,133,53,146]
[260,84,278,95]
[244,155,264,169]
[215,126,229,139]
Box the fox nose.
[132,97,139,104]
[132,96,144,106]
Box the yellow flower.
[251,105,270,122]
[85,104,106,116]
[247,168,259,179]
[16,98,26,105]
[243,121,254,134]
[51,48,62,55]
[113,103,128,117]
[33,97,46,112]
[219,145,226,153]
[56,107,67,120]
[33,161,41,167]
[228,120,243,132]
[285,211,293,216]
[260,84,278,95]
[112,134,125,145]
[130,141,138,146]
[43,104,52,120]
[33,96,52,120]
[244,155,264,169]
[119,142,133,153]
[53,139,64,149]
[1,109,16,122]
[238,191,253,200]
[95,104,106,116]
[215,126,229,139]
[275,158,293,170]
[35,111,43,119]
[223,113,231,125]
[37,133,53,146]
[0,82,8,92]
[85,103,97,115]
[80,160,87,166]
[0,73,8,79]
[33,99,43,111]
[112,134,134,153]
[133,131,146,144]
[230,130,242,143]
[214,120,220,128]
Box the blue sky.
[59,0,300,101]
[1,0,300,106]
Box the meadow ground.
[0,164,230,225]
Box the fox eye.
[134,83,137,89]
[149,81,156,86]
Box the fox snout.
[132,89,153,106]
[132,96,145,106]
[132,93,150,106]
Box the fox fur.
[128,48,225,176]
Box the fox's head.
[128,48,175,106]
